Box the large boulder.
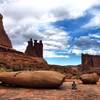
[0,71,65,88]
[80,73,99,84]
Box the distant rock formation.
[25,39,43,58]
[0,13,12,48]
[82,54,100,68]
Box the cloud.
[42,26,70,50]
[13,42,27,52]
[44,50,69,58]
[82,9,100,28]
[76,34,100,48]
[70,33,100,55]
[89,33,100,38]
[0,0,99,20]
[0,0,100,59]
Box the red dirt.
[0,79,100,100]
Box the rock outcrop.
[80,73,99,84]
[0,13,12,48]
[81,54,100,68]
[0,13,48,70]
[0,51,48,70]
[25,39,43,58]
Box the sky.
[0,0,100,65]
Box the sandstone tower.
[0,13,12,48]
[82,53,100,68]
[25,38,43,58]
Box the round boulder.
[80,73,99,84]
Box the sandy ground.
[0,80,100,100]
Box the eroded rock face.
[0,13,12,48]
[0,51,48,70]
[82,54,100,68]
[25,39,43,58]
[80,73,99,84]
[0,71,65,88]
[0,13,47,70]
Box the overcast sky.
[0,0,100,65]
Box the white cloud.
[44,50,69,58]
[42,26,69,50]
[71,46,82,55]
[13,42,27,52]
[0,0,99,41]
[70,46,100,55]
[83,49,99,55]
[0,0,100,58]
[70,33,100,55]
[89,33,100,38]
[0,0,99,20]
[83,9,100,28]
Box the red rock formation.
[25,39,43,58]
[0,13,12,48]
[0,14,48,71]
[25,38,36,57]
[82,54,100,68]
[0,51,48,70]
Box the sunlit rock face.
[82,54,100,68]
[0,13,12,48]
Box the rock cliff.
[0,13,12,48]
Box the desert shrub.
[0,67,7,72]
[12,65,22,71]
[0,67,13,72]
